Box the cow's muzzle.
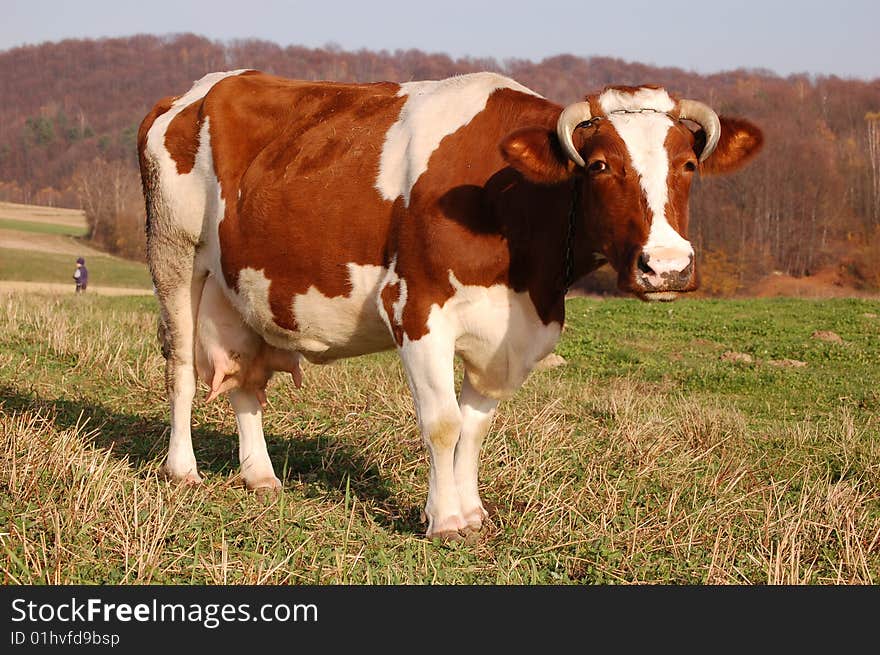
[634,248,696,300]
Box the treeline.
[0,34,878,290]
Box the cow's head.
[501,86,763,300]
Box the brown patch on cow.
[655,123,701,293]
[380,281,404,346]
[195,73,406,332]
[164,100,203,175]
[496,95,659,301]
[395,89,578,338]
[575,121,650,296]
[699,117,764,176]
[606,84,664,95]
[137,95,175,160]
[499,127,573,184]
[426,417,463,450]
[663,124,698,235]
[811,330,843,343]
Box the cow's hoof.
[462,506,489,533]
[460,525,483,544]
[159,465,202,486]
[247,476,283,494]
[426,512,473,544]
[429,529,467,544]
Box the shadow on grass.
[0,385,423,535]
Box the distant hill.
[1,34,879,291]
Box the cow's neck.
[491,172,600,326]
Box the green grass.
[558,297,880,424]
[0,217,88,237]
[0,247,152,288]
[1,293,878,584]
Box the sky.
[2,0,879,80]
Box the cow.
[137,70,762,541]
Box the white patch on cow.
[454,376,497,529]
[395,305,461,535]
[376,256,399,330]
[395,270,559,533]
[377,255,409,329]
[145,69,248,241]
[292,263,392,359]
[599,87,693,274]
[400,271,561,400]
[227,264,394,363]
[393,277,408,325]
[231,267,275,336]
[195,118,227,274]
[375,72,541,206]
[229,389,279,489]
[599,87,675,115]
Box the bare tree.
[71,157,145,260]
[867,112,880,226]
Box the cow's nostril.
[637,253,653,275]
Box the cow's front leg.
[455,373,498,534]
[399,331,467,541]
[229,389,281,493]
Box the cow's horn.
[678,99,721,162]
[556,101,593,168]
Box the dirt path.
[0,280,153,296]
[0,201,86,228]
[0,228,106,256]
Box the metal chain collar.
[608,108,672,116]
[561,176,580,296]
[580,108,675,127]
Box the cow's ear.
[500,127,575,184]
[697,117,764,176]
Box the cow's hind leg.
[229,389,281,492]
[455,373,498,535]
[152,251,206,484]
[399,329,467,541]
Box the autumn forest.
[1,34,878,294]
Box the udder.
[195,275,302,407]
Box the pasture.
[2,291,878,584]
[0,200,152,293]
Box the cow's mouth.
[609,246,700,300]
[643,291,679,302]
[631,251,696,299]
[616,254,698,301]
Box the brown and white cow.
[138,70,762,541]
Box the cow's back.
[139,70,551,362]
[139,72,408,360]
[212,75,411,359]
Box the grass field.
[0,247,152,288]
[1,291,878,584]
[0,217,88,237]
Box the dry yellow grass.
[1,292,878,584]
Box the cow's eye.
[588,160,607,173]
[684,161,697,172]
